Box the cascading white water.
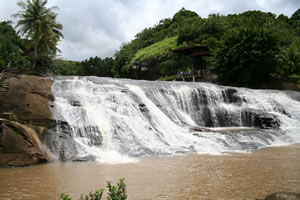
[46,76,300,163]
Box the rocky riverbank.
[0,75,54,167]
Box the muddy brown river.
[0,144,300,200]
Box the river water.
[0,144,299,200]
[2,77,300,199]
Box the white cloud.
[0,0,299,61]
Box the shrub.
[107,178,127,200]
[59,179,126,200]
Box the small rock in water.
[69,100,81,107]
[241,108,280,129]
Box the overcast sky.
[0,0,299,61]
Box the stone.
[0,75,54,167]
[44,120,79,161]
[0,112,17,121]
[241,108,280,129]
[0,75,54,126]
[44,120,103,161]
[0,119,51,167]
[69,100,81,107]
[72,155,97,162]
[222,88,242,103]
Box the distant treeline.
[1,8,300,87]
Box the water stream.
[0,145,299,200]
[45,77,300,162]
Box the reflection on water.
[0,145,300,200]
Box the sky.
[0,0,299,61]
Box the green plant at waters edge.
[59,178,127,200]
[107,178,127,200]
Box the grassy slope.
[127,36,178,68]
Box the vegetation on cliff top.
[128,36,178,68]
[0,5,299,87]
[0,0,63,74]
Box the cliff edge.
[0,75,54,167]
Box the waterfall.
[45,76,300,163]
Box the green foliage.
[52,59,81,75]
[2,6,299,87]
[291,8,300,22]
[59,179,126,200]
[277,45,300,78]
[119,36,181,80]
[128,36,178,68]
[13,0,63,71]
[0,21,27,70]
[111,8,300,84]
[107,178,127,200]
[215,28,280,87]
[80,56,114,77]
[178,14,228,45]
[171,8,199,35]
[79,189,104,200]
[113,42,137,78]
[52,57,115,77]
[60,194,72,200]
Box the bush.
[107,178,127,200]
[215,27,280,87]
[59,179,127,200]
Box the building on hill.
[170,45,211,82]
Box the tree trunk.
[33,25,39,70]
[32,38,38,70]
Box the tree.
[0,21,28,70]
[277,45,300,78]
[76,56,114,77]
[52,59,81,75]
[111,8,299,82]
[290,8,300,22]
[13,0,63,71]
[215,28,280,87]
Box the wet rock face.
[45,120,78,161]
[242,108,280,129]
[222,88,243,104]
[0,119,50,167]
[44,120,100,162]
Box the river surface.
[0,144,300,200]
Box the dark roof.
[170,45,210,57]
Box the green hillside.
[112,8,300,87]
[128,36,178,68]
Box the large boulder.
[0,75,54,167]
[0,75,54,126]
[0,119,51,167]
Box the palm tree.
[13,0,63,70]
[278,45,300,78]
